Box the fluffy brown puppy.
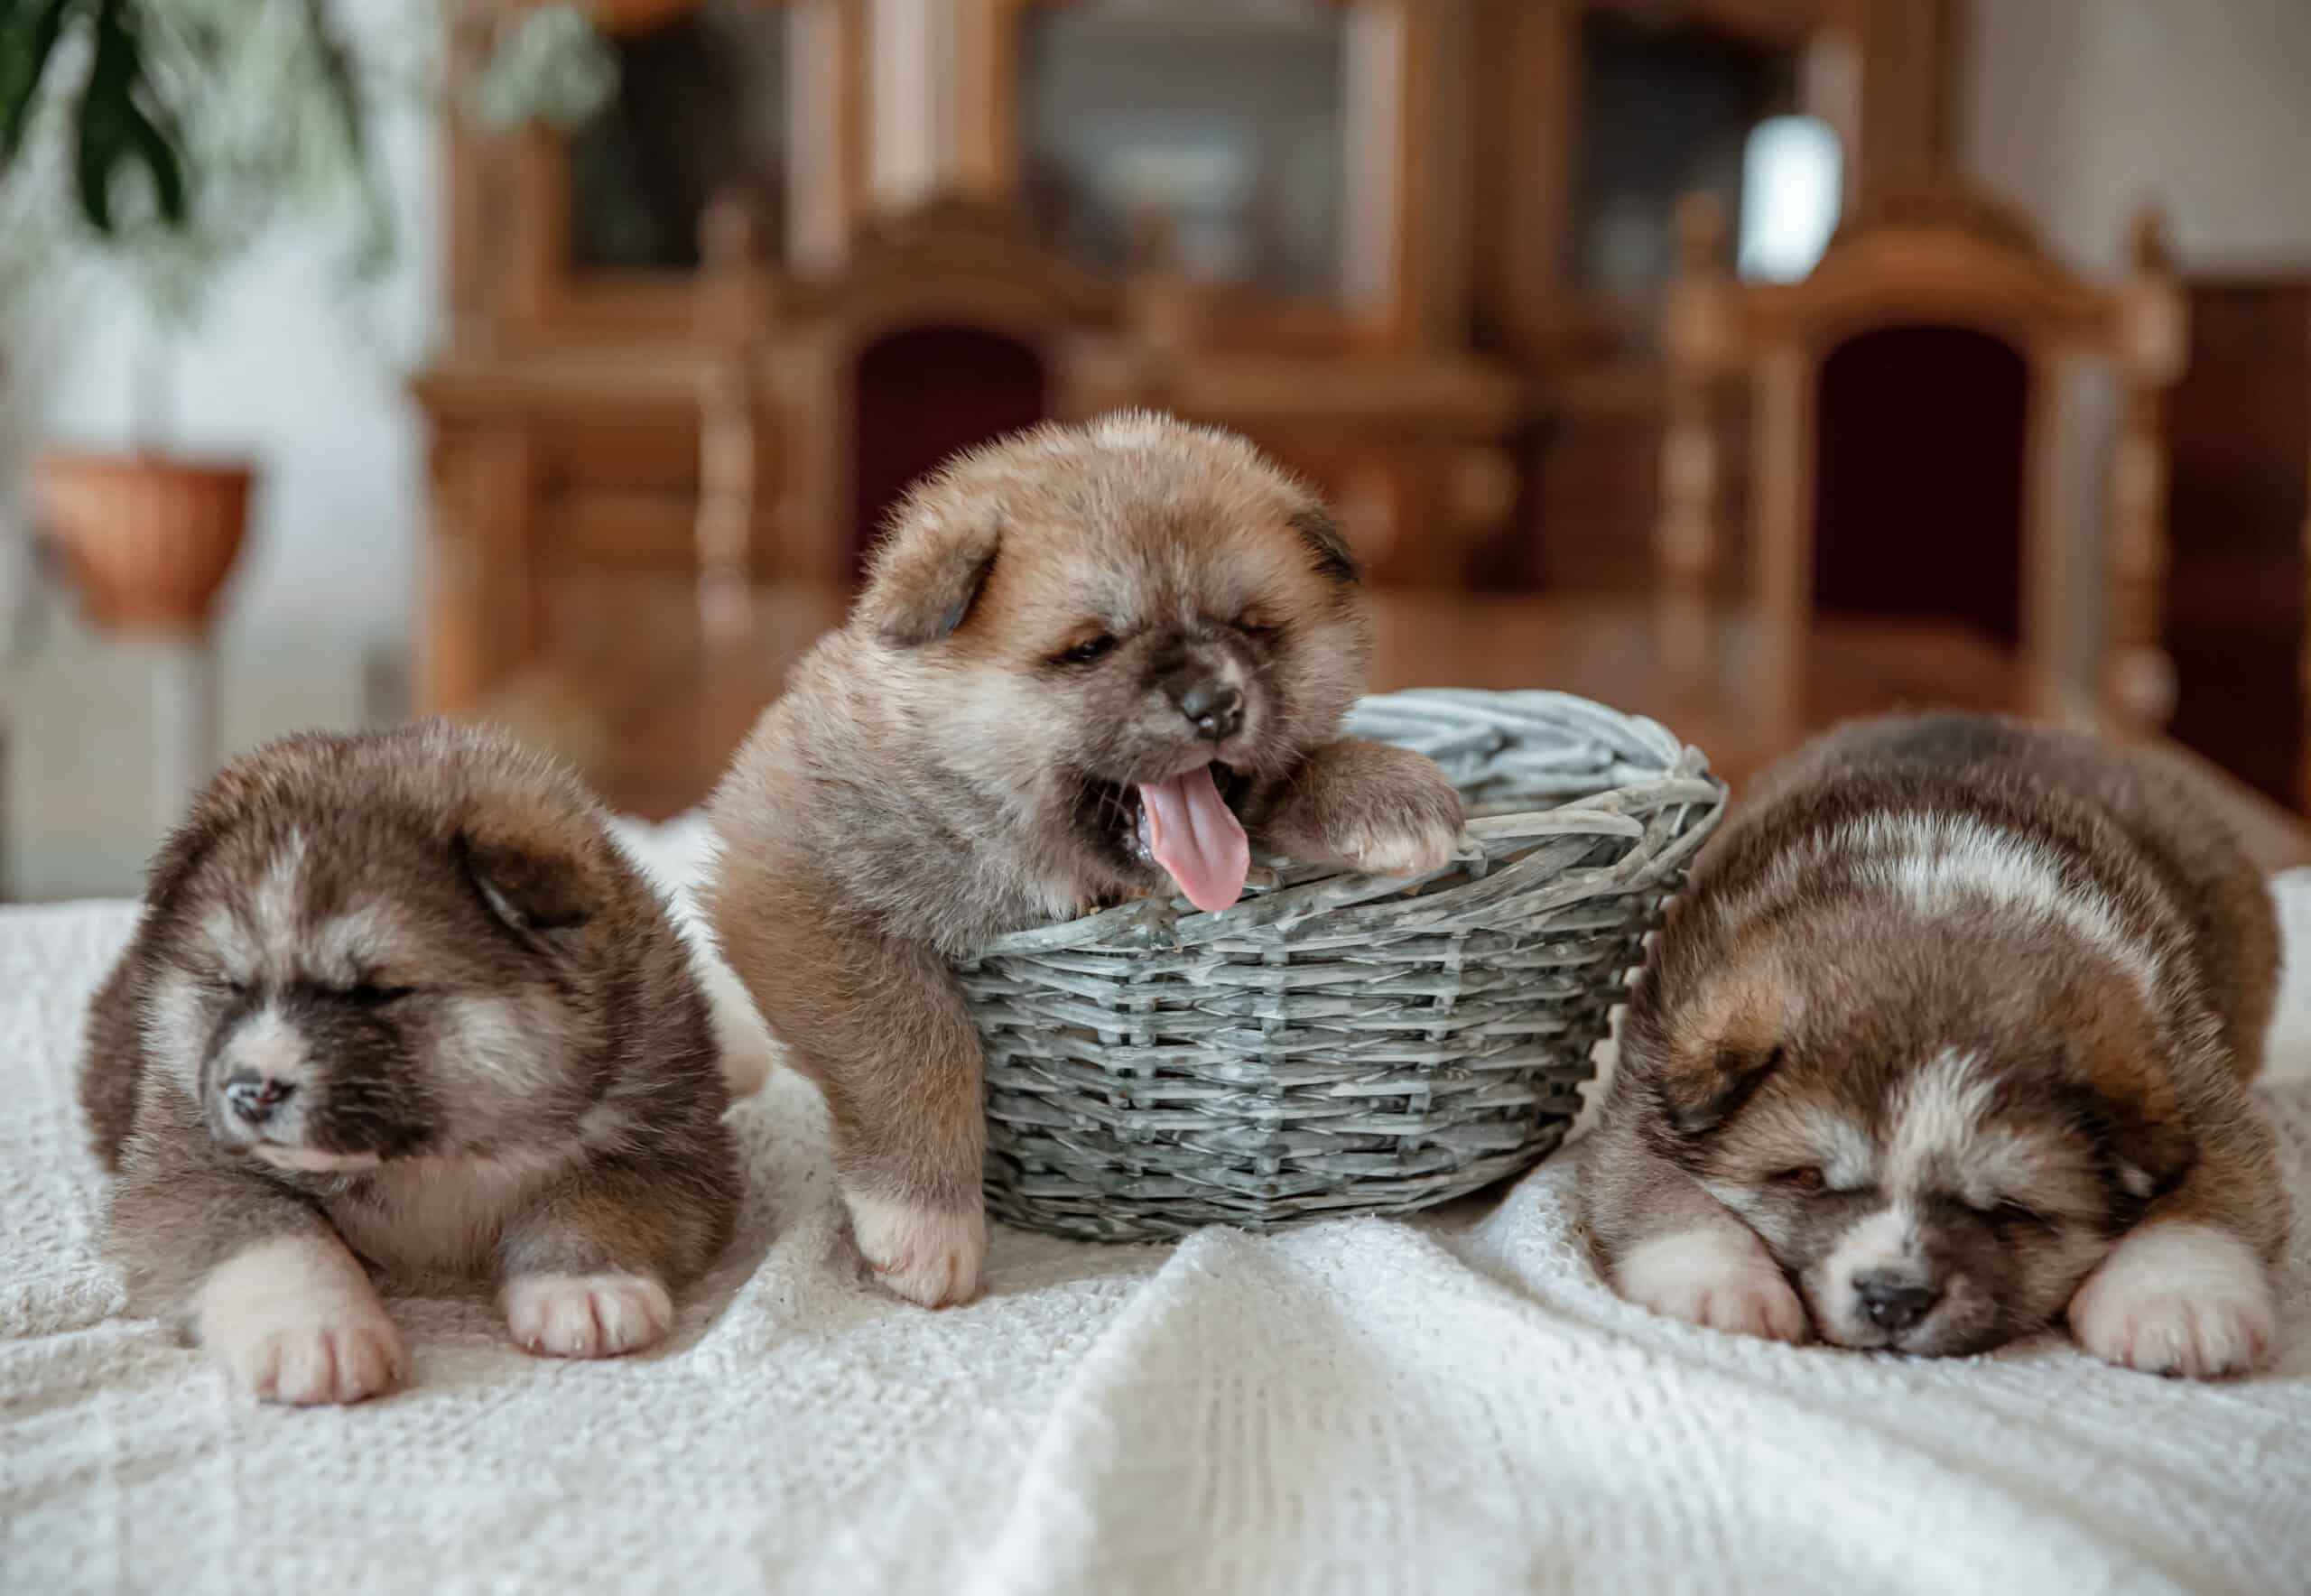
[1581,711,2288,1378]
[705,412,1463,1306]
[79,722,739,1405]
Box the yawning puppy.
[79,723,739,1405]
[1581,711,2288,1378]
[705,413,1463,1306]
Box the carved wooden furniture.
[2163,278,2311,811]
[415,0,1954,748]
[420,0,1555,719]
[1656,183,2187,741]
[1476,0,1953,590]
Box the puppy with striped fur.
[1582,712,2288,1378]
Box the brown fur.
[705,413,1462,1305]
[1581,711,2288,1374]
[80,722,739,1400]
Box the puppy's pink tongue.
[1138,766,1249,912]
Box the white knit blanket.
[6,831,2311,1595]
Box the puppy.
[1581,711,2288,1378]
[79,722,740,1405]
[705,412,1464,1306]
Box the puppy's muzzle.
[223,1072,295,1128]
[1853,1271,1940,1334]
[1168,678,1244,740]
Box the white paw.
[2068,1223,2277,1378]
[1339,813,1462,878]
[197,1234,406,1406]
[1613,1226,1810,1344]
[501,1272,674,1359]
[849,1192,986,1308]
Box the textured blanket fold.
[5,833,2307,1595]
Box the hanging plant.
[473,4,618,135]
[0,0,187,234]
[0,0,404,640]
[0,0,397,326]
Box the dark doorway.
[849,326,1048,579]
[1812,324,2028,642]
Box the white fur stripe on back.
[1717,812,2162,1004]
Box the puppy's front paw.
[502,1272,675,1359]
[197,1234,406,1406]
[1612,1227,1810,1344]
[1335,808,1463,879]
[2068,1223,2276,1378]
[849,1192,986,1308]
[1286,744,1464,877]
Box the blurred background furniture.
[1656,182,2186,744]
[26,450,257,864]
[3,0,2308,895]
[417,0,1954,797]
[2162,276,2311,812]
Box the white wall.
[1959,0,2311,271]
[1955,0,2311,689]
[26,1,442,662]
[0,1,441,897]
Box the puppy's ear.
[2060,1075,2195,1205]
[1637,959,1794,1146]
[1290,506,1360,584]
[143,746,288,915]
[2055,1021,2197,1202]
[1653,1042,1787,1142]
[859,514,1001,647]
[459,833,595,942]
[144,814,225,919]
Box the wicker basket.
[963,689,1726,1241]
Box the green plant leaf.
[0,0,76,158]
[72,0,183,232]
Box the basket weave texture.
[964,690,1726,1241]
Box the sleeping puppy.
[1581,711,2288,1378]
[705,412,1464,1306]
[79,723,739,1405]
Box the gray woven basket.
[963,689,1726,1241]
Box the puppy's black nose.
[223,1072,294,1127]
[1172,680,1243,740]
[1854,1274,1939,1333]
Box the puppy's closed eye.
[342,982,417,1007]
[1969,1195,2051,1229]
[1052,631,1118,667]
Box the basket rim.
[970,688,1721,959]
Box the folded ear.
[858,511,1001,647]
[144,813,226,919]
[459,832,596,942]
[1653,1042,1787,1142]
[1290,506,1360,584]
[143,746,298,917]
[2060,1074,2195,1205]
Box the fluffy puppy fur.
[1581,711,2288,1378]
[705,412,1463,1306]
[80,722,739,1406]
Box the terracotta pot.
[32,450,254,637]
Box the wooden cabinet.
[1656,185,2188,741]
[2164,280,2311,810]
[1472,0,1951,592]
[416,0,1952,742]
